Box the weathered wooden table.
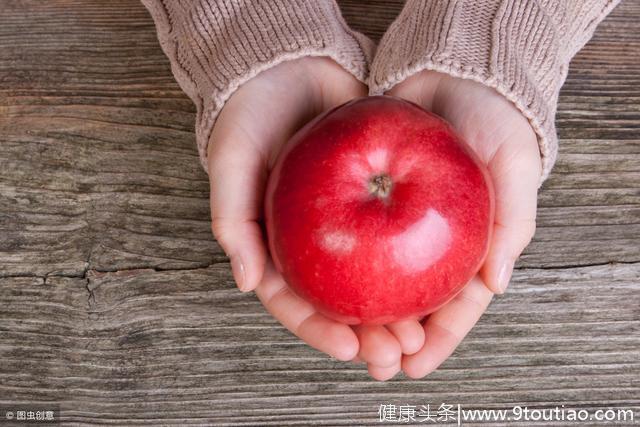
[1,1,639,425]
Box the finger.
[368,360,401,382]
[255,259,359,361]
[402,276,493,379]
[351,355,364,364]
[385,319,426,355]
[209,138,268,293]
[208,59,366,293]
[481,132,541,294]
[385,70,443,109]
[207,69,316,293]
[309,58,368,108]
[352,325,402,368]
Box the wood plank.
[0,0,222,277]
[1,264,638,424]
[0,1,637,277]
[0,0,639,425]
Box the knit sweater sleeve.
[369,0,620,182]
[141,0,374,174]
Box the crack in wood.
[1,259,230,308]
[2,259,637,316]
[514,260,640,270]
[1,259,636,281]
[1,261,230,280]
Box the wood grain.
[1,264,639,424]
[1,0,639,425]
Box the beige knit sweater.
[142,0,619,182]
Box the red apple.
[265,96,494,325]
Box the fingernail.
[230,254,247,292]
[496,259,514,294]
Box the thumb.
[206,59,317,292]
[480,133,541,294]
[208,114,269,293]
[207,57,368,292]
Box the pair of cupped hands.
[208,57,541,381]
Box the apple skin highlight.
[265,96,494,325]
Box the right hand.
[208,57,425,380]
[386,70,541,378]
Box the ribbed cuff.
[142,0,374,174]
[370,0,620,184]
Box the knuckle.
[514,218,537,249]
[523,219,537,242]
[210,218,231,247]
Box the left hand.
[207,57,425,380]
[384,70,542,378]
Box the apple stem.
[368,174,393,199]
